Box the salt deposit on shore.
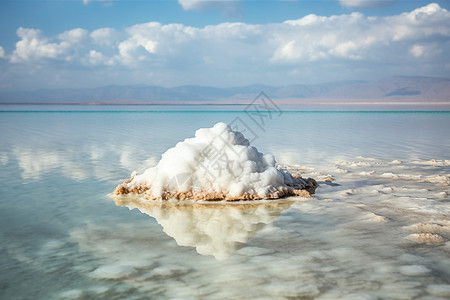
[114,122,317,201]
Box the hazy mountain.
[0,76,449,104]
[314,76,450,100]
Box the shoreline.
[1,101,450,112]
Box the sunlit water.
[1,107,450,299]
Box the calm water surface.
[1,108,449,299]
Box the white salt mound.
[114,122,316,201]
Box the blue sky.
[0,0,449,90]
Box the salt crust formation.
[404,220,450,245]
[114,122,317,201]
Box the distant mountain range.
[1,76,449,104]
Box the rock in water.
[113,122,317,201]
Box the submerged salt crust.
[114,122,316,201]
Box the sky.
[0,0,449,91]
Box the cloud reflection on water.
[8,145,158,181]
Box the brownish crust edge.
[113,177,317,201]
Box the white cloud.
[58,28,89,44]
[90,28,119,46]
[178,0,222,10]
[10,27,91,64]
[87,50,105,65]
[409,43,443,59]
[0,46,4,58]
[339,0,393,9]
[121,25,159,54]
[115,22,202,66]
[410,44,425,57]
[10,28,71,63]
[410,2,443,15]
[83,0,112,6]
[178,0,240,16]
[271,4,450,63]
[3,3,450,87]
[178,0,234,10]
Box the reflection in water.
[8,145,159,182]
[113,197,294,260]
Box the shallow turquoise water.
[1,109,450,299]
